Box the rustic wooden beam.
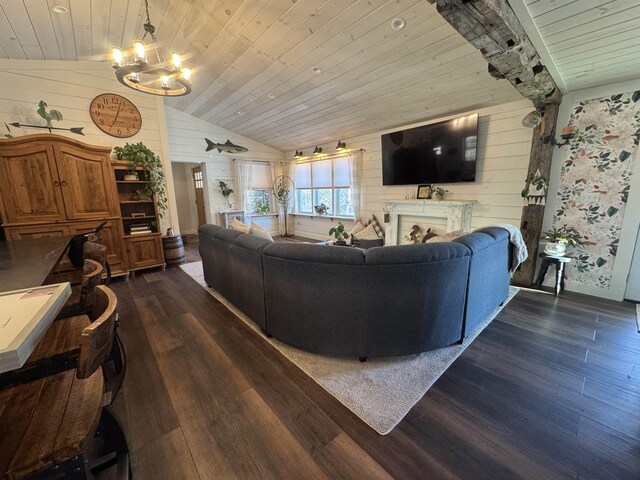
[427,0,562,106]
[512,102,560,286]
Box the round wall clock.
[90,93,142,138]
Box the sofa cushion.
[424,229,464,243]
[364,215,384,238]
[365,242,469,265]
[214,227,243,242]
[263,243,365,265]
[348,221,366,236]
[249,222,274,242]
[353,223,379,240]
[234,232,273,252]
[231,218,250,233]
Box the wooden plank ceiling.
[512,0,640,92]
[0,0,525,151]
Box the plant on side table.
[113,142,168,217]
[329,221,349,246]
[218,180,234,209]
[541,225,583,256]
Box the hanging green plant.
[113,142,168,218]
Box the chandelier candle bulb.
[161,75,170,90]
[129,72,140,84]
[181,68,191,83]
[171,52,182,70]
[133,40,146,63]
[111,47,123,68]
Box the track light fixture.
[293,150,303,159]
[313,146,323,155]
[335,140,346,151]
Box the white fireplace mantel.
[383,200,477,246]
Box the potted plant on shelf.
[314,203,329,215]
[541,225,583,256]
[433,186,448,201]
[329,221,349,246]
[218,180,233,209]
[113,142,168,217]
[254,203,270,214]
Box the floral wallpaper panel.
[553,91,640,288]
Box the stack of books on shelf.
[130,223,152,235]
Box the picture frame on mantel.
[416,184,432,199]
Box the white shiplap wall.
[0,58,180,232]
[289,99,534,240]
[164,106,285,233]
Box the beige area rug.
[180,261,518,435]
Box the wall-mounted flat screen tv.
[381,113,479,185]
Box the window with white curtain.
[293,156,353,217]
[249,162,273,214]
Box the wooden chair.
[0,286,130,479]
[56,259,103,320]
[84,241,111,285]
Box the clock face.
[90,93,142,138]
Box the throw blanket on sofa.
[496,224,528,273]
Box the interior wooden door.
[192,166,206,226]
[54,143,118,220]
[0,142,66,224]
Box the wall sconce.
[545,126,579,148]
[313,146,323,155]
[335,140,346,151]
[293,150,303,159]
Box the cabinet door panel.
[4,224,70,240]
[54,144,117,220]
[66,220,124,270]
[125,235,164,270]
[0,143,66,223]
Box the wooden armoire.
[0,134,127,276]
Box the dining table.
[0,236,71,293]
[0,237,73,375]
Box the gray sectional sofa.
[198,224,511,358]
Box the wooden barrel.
[162,235,185,266]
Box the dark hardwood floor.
[108,243,640,479]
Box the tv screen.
[381,113,479,185]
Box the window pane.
[335,188,353,216]
[313,189,333,214]
[312,160,332,188]
[333,157,351,187]
[294,163,311,188]
[296,189,312,213]
[250,189,271,214]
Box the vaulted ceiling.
[509,0,640,93]
[0,0,528,150]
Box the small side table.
[219,210,245,228]
[533,253,572,295]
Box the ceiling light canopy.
[110,0,192,96]
[390,18,406,31]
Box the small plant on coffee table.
[329,221,349,246]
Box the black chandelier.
[111,0,192,96]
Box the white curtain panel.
[349,149,363,221]
[235,159,253,220]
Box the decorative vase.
[544,242,566,256]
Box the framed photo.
[416,184,432,199]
